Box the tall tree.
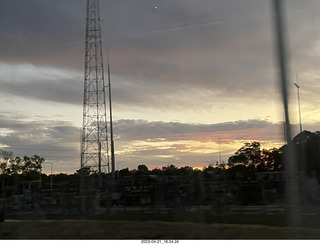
[228,142,263,168]
[0,154,44,175]
[137,164,149,173]
[285,131,320,181]
[228,142,282,173]
[261,148,282,171]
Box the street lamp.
[294,82,302,133]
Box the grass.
[3,210,320,239]
[1,217,320,239]
[87,209,288,227]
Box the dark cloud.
[112,118,286,168]
[1,0,317,110]
[0,62,83,105]
[114,119,283,143]
[0,77,83,105]
[0,0,84,62]
[0,1,273,84]
[0,112,303,172]
[0,115,80,172]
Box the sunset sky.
[1,0,320,174]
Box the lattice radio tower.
[81,0,110,174]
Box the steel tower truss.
[81,0,109,173]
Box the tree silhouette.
[284,130,320,182]
[0,155,44,175]
[228,142,263,168]
[261,148,282,171]
[227,142,282,179]
[137,164,149,173]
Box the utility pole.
[81,0,109,174]
[107,55,116,180]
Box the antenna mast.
[81,0,109,173]
[107,54,116,179]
